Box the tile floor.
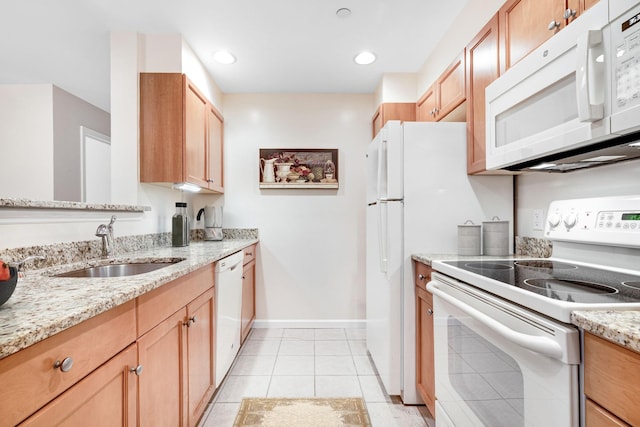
[197,328,434,427]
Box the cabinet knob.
[130,365,143,376]
[427,309,433,316]
[418,274,426,281]
[207,179,215,183]
[563,8,576,19]
[184,315,197,327]
[548,20,561,30]
[54,357,73,372]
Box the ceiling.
[1,0,469,112]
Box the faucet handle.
[108,215,117,226]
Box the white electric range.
[427,195,640,427]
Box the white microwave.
[486,0,640,172]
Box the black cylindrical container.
[172,202,190,247]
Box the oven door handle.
[428,281,564,361]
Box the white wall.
[0,84,54,200]
[222,93,372,325]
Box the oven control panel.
[545,195,640,248]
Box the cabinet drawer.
[137,263,215,336]
[0,300,136,426]
[414,262,432,289]
[243,244,257,266]
[586,399,630,427]
[584,333,640,426]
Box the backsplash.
[0,228,259,269]
[515,236,552,258]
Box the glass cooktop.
[442,260,640,304]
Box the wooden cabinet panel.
[416,86,437,122]
[466,14,500,175]
[138,308,188,427]
[241,259,256,343]
[207,105,224,193]
[584,333,640,426]
[371,103,416,137]
[437,51,466,119]
[184,80,208,189]
[20,344,138,427]
[586,399,630,427]
[186,289,216,427]
[139,73,184,183]
[414,261,435,416]
[499,0,564,72]
[138,264,215,336]
[243,244,256,266]
[583,0,600,11]
[0,301,136,426]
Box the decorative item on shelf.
[322,160,337,183]
[311,166,324,182]
[275,162,293,182]
[260,157,277,183]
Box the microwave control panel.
[612,2,640,110]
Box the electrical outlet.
[533,209,544,231]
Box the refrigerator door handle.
[377,137,386,200]
[378,200,388,274]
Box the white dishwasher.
[214,251,245,388]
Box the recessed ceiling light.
[354,51,376,65]
[336,8,351,18]
[213,50,236,65]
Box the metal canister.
[458,220,481,255]
[482,216,509,256]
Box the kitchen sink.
[54,259,184,278]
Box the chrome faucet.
[96,215,117,258]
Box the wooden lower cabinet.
[414,261,435,417]
[21,344,138,427]
[241,258,256,343]
[138,308,188,427]
[584,332,640,426]
[186,289,216,427]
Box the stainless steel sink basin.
[55,260,182,278]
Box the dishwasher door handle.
[428,280,564,361]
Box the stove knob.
[548,213,561,228]
[564,212,578,229]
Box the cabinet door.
[184,78,209,188]
[436,51,466,119]
[466,14,499,174]
[138,308,188,427]
[416,86,437,122]
[583,0,599,11]
[20,344,138,427]
[186,289,216,427]
[499,0,565,72]
[241,259,256,343]
[206,104,224,193]
[416,286,435,417]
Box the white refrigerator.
[365,121,513,404]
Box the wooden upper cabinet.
[417,51,466,123]
[371,103,416,138]
[466,14,500,175]
[436,51,466,119]
[583,0,600,11]
[499,0,565,72]
[207,105,224,193]
[184,79,208,189]
[140,73,224,194]
[416,86,437,122]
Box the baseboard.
[252,319,366,329]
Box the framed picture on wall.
[259,149,338,189]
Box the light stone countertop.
[0,239,258,360]
[572,311,640,353]
[411,253,524,266]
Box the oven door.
[428,273,580,427]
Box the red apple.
[0,261,10,281]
